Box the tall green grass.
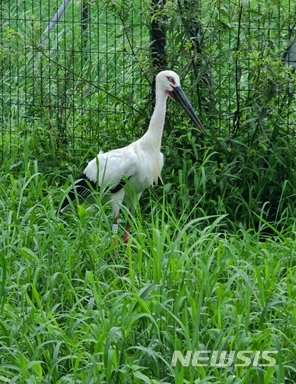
[0,140,295,383]
[1,1,296,382]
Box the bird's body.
[60,70,204,240]
[81,140,164,217]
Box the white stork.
[59,70,204,242]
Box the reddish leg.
[123,212,133,244]
[124,221,131,243]
[123,219,132,274]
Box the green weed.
[0,153,295,383]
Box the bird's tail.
[59,174,95,213]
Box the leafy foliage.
[0,151,296,383]
[1,1,296,382]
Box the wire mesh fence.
[0,0,152,165]
[1,0,296,166]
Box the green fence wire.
[0,0,151,165]
[1,0,296,165]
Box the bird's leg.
[124,222,131,243]
[112,217,119,234]
[123,214,132,244]
[112,217,119,246]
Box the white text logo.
[171,350,278,367]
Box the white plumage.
[60,70,204,241]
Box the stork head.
[156,70,204,133]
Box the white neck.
[141,86,168,151]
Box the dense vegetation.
[1,0,296,383]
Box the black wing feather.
[60,174,96,212]
[59,173,132,212]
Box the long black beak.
[171,86,204,134]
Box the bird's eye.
[167,76,175,85]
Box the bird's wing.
[83,145,139,191]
